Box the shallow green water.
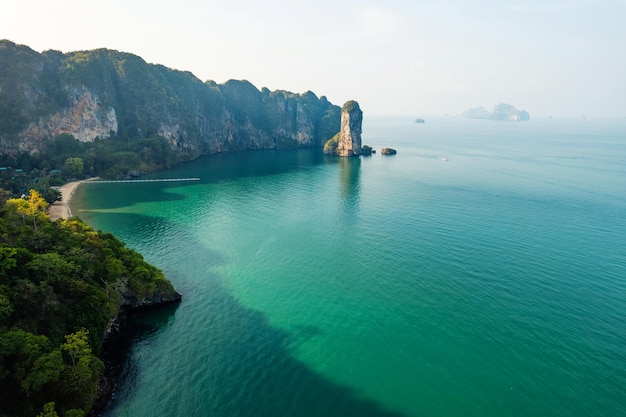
[73,117,626,417]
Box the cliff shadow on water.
[95,302,181,415]
[158,147,340,185]
[92,211,408,417]
[74,148,342,212]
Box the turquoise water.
[72,117,626,417]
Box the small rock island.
[337,101,363,156]
[322,101,392,156]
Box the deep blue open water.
[72,117,626,417]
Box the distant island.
[414,118,425,123]
[462,103,530,121]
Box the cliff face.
[0,40,341,157]
[336,100,363,157]
[20,86,118,150]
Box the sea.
[71,116,626,417]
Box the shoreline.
[48,177,99,220]
[90,301,181,417]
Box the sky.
[2,0,625,118]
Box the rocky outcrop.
[117,277,182,311]
[0,40,341,158]
[462,103,530,121]
[381,147,397,155]
[119,289,182,311]
[336,101,363,157]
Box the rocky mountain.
[462,103,530,121]
[0,40,341,158]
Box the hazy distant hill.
[0,40,341,158]
[462,103,530,121]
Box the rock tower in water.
[336,100,363,156]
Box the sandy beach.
[48,178,99,221]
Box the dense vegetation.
[0,133,180,204]
[0,191,177,417]
[322,132,340,155]
[323,133,372,156]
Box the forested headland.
[0,190,180,417]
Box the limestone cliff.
[19,86,117,151]
[0,40,341,158]
[336,101,363,157]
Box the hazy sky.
[3,0,625,117]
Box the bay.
[72,117,626,417]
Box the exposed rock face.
[19,86,118,151]
[336,100,363,157]
[381,147,397,155]
[118,277,182,311]
[0,40,341,158]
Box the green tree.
[63,158,83,179]
[0,329,64,410]
[60,329,102,413]
[0,290,13,322]
[0,246,17,284]
[60,329,90,367]
[27,253,75,282]
[22,349,65,394]
[36,402,59,417]
[6,190,49,231]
